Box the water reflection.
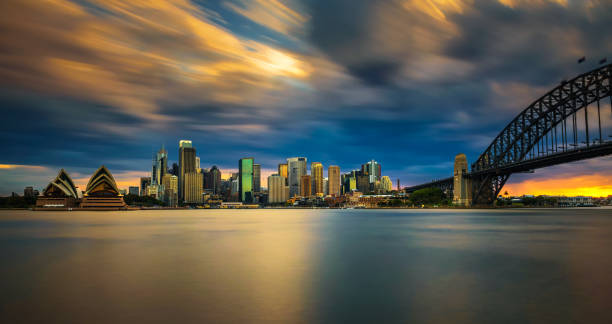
[0,209,611,323]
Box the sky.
[1,0,611,196]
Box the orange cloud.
[0,164,49,171]
[0,0,312,126]
[504,174,612,197]
[497,0,568,9]
[226,0,307,35]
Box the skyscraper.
[278,163,288,179]
[267,174,288,204]
[287,157,306,197]
[205,165,222,194]
[381,176,393,193]
[162,174,178,206]
[195,156,200,171]
[300,175,312,197]
[184,172,203,204]
[362,160,381,184]
[323,178,328,196]
[152,145,168,186]
[239,158,254,203]
[253,163,261,193]
[328,165,341,196]
[342,172,357,193]
[139,177,151,196]
[311,162,323,195]
[178,140,196,202]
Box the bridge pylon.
[453,154,472,206]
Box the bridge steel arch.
[471,63,612,205]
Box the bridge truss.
[406,63,612,206]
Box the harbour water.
[1,208,611,323]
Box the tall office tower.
[311,162,323,195]
[239,158,254,203]
[208,165,221,195]
[300,175,312,197]
[343,172,357,193]
[201,168,210,191]
[152,145,168,186]
[362,160,381,184]
[278,163,288,179]
[381,176,393,193]
[357,174,370,193]
[184,172,203,204]
[253,164,261,193]
[328,165,341,196]
[139,177,151,196]
[195,157,201,171]
[178,140,196,201]
[267,174,288,204]
[323,178,328,196]
[162,174,178,206]
[287,157,307,197]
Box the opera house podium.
[36,169,79,208]
[80,166,127,210]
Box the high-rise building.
[268,174,289,204]
[287,157,307,197]
[300,175,312,197]
[152,145,168,186]
[128,186,139,195]
[178,140,196,202]
[362,160,381,184]
[357,174,370,193]
[323,178,328,196]
[195,157,201,171]
[140,177,151,196]
[381,176,392,193]
[342,172,357,194]
[205,165,222,194]
[162,174,178,206]
[239,158,254,203]
[253,163,261,193]
[311,162,323,195]
[278,163,288,179]
[328,165,341,196]
[184,172,203,204]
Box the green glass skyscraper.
[239,158,254,203]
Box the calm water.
[1,209,612,323]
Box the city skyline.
[1,0,611,197]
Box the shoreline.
[1,205,608,211]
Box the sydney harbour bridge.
[406,63,612,206]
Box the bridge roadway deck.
[405,142,612,193]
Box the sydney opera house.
[36,166,126,210]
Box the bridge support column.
[453,154,472,207]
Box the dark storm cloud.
[444,0,612,85]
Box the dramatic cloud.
[0,0,611,195]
